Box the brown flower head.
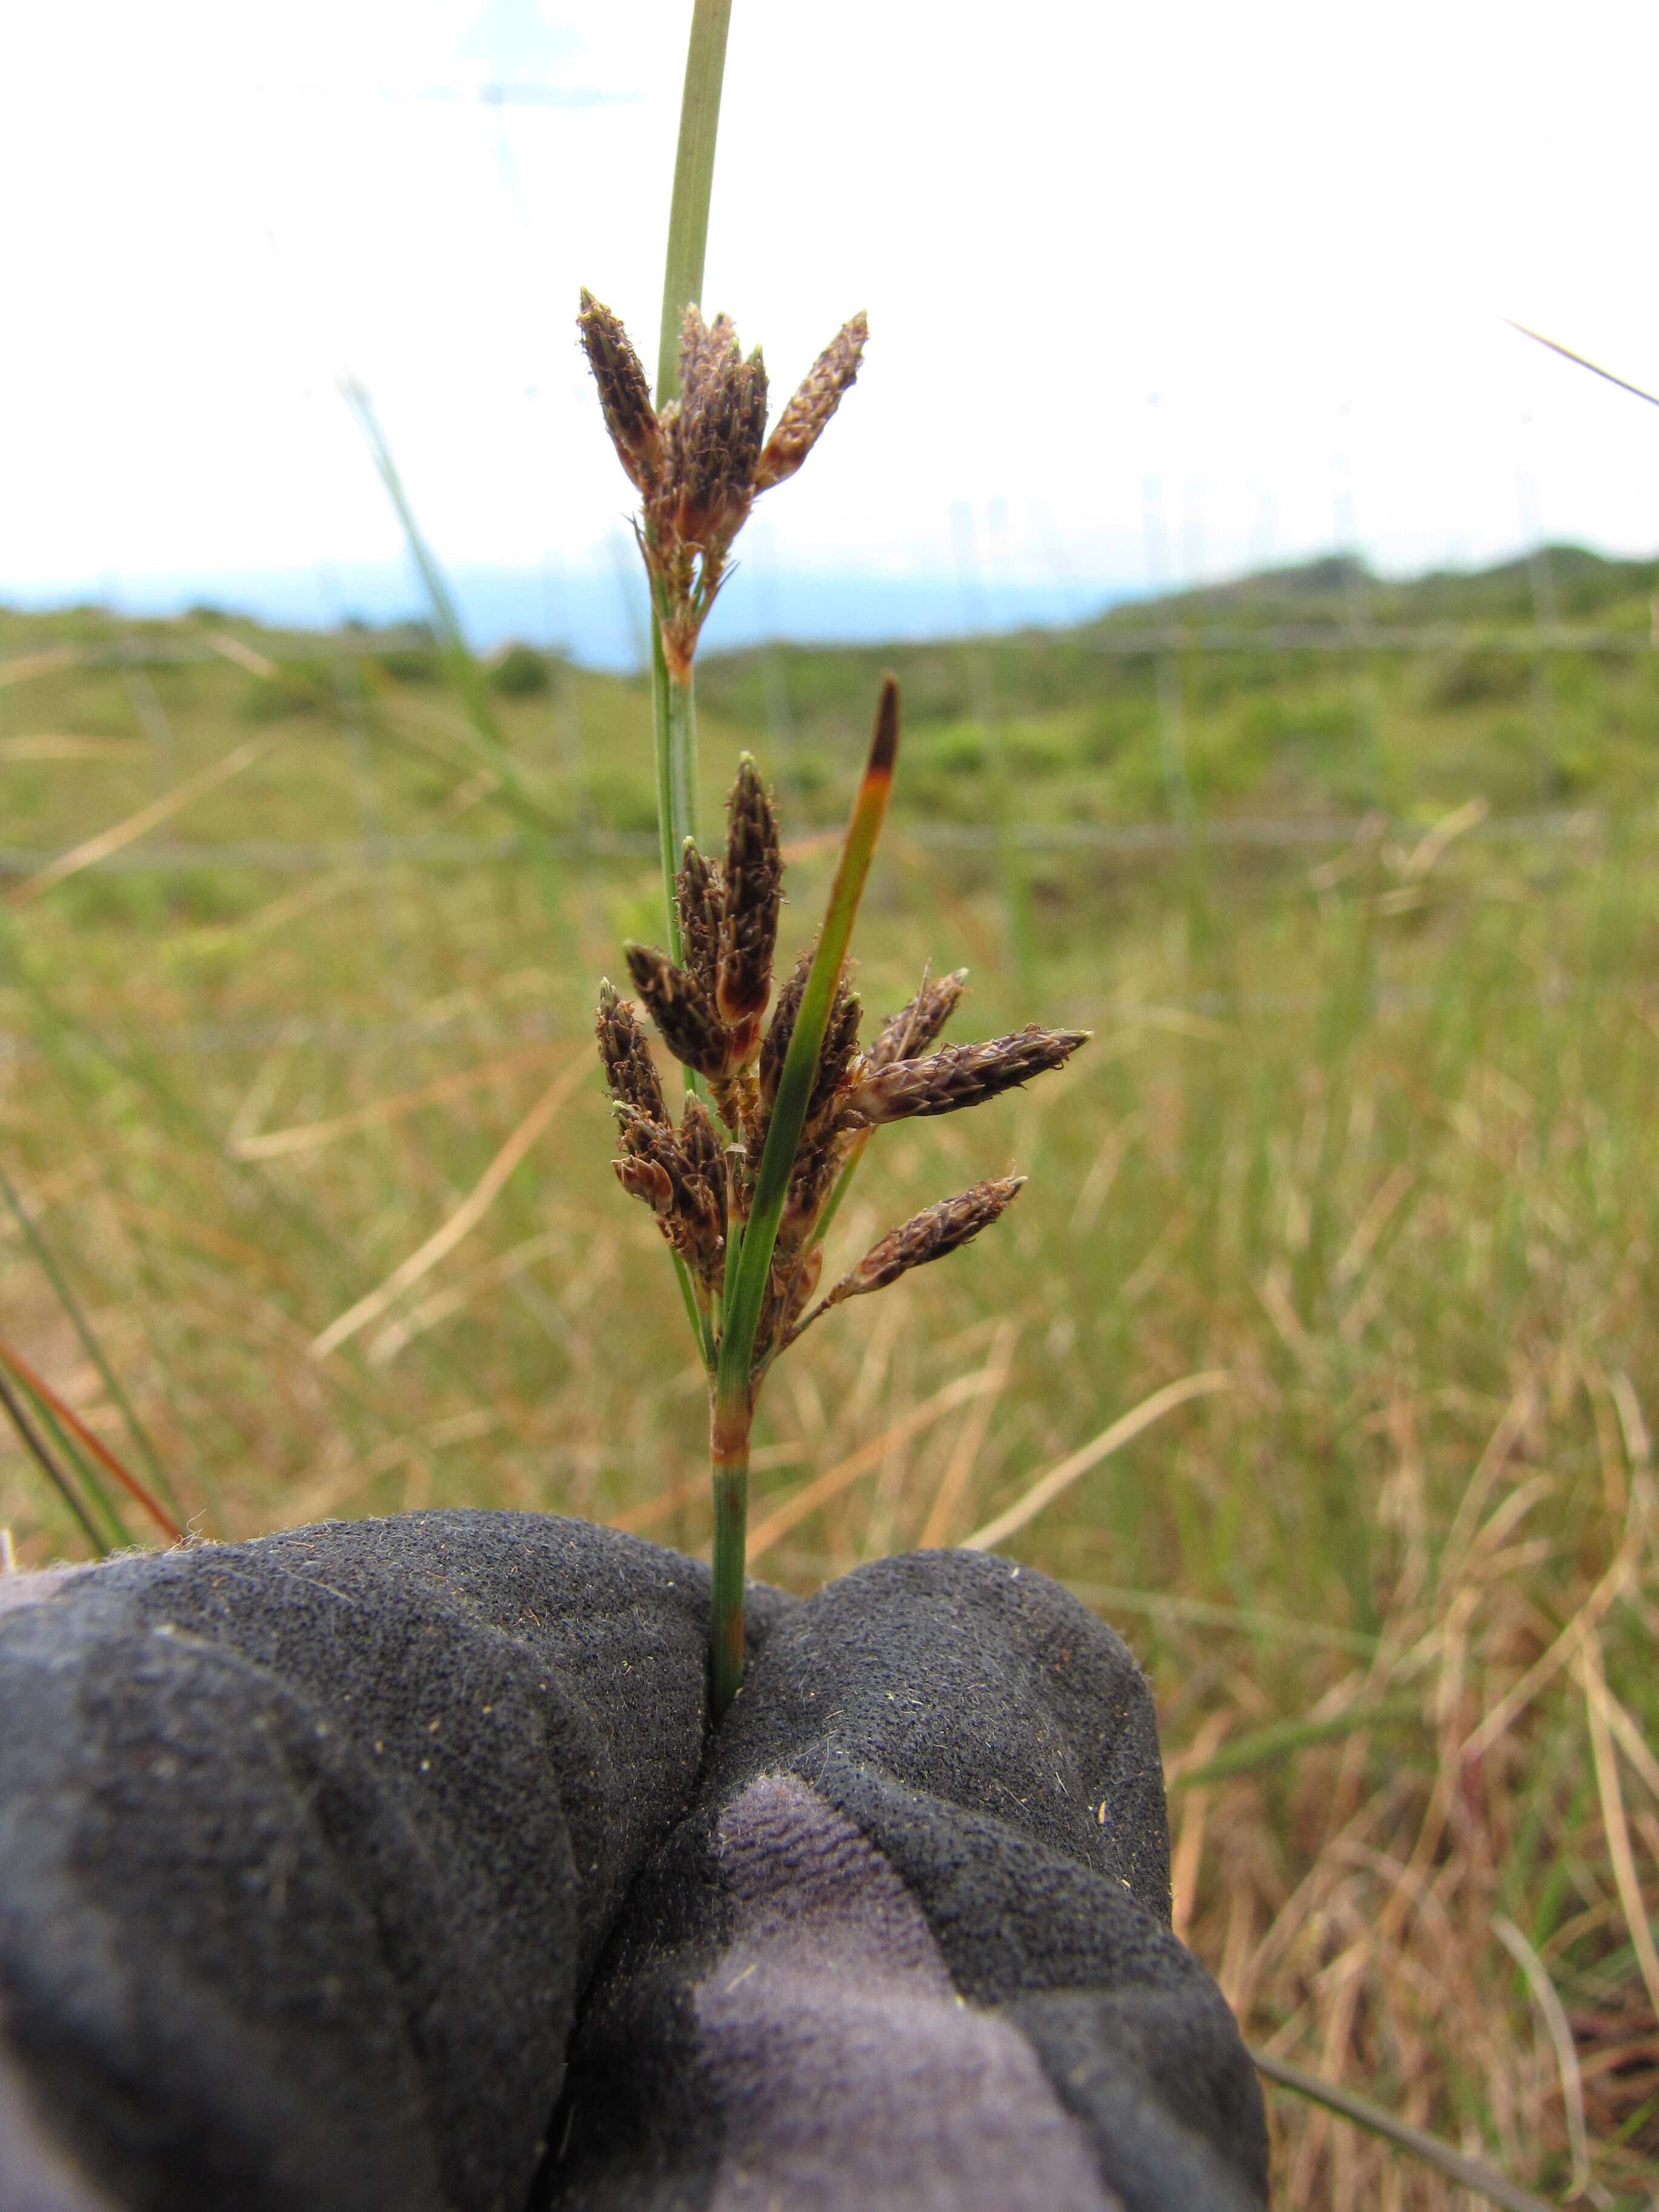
[672,310,768,552]
[757,940,813,1108]
[596,688,1088,1398]
[808,979,862,1125]
[717,756,782,1024]
[578,293,866,678]
[577,290,661,493]
[870,968,969,1068]
[624,942,732,1084]
[675,839,723,1001]
[834,1177,1025,1300]
[595,980,667,1125]
[780,1177,1027,1349]
[843,1025,1090,1127]
[612,1103,726,1291]
[755,313,868,492]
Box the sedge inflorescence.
[578,290,866,679]
[595,759,1087,1390]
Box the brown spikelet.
[844,1025,1089,1126]
[732,349,768,493]
[675,840,723,1000]
[674,309,769,550]
[612,1107,686,1229]
[650,395,683,517]
[595,980,668,1124]
[679,1093,726,1191]
[782,1177,1026,1348]
[674,315,735,544]
[577,292,661,494]
[778,1133,840,1253]
[717,757,783,1022]
[614,1150,674,1213]
[754,313,868,492]
[837,1178,1025,1299]
[625,943,731,1082]
[679,306,732,402]
[871,968,969,1068]
[759,940,814,1106]
[808,983,861,1124]
[614,1104,725,1286]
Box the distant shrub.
[491,644,551,697]
[377,647,441,685]
[1418,652,1530,711]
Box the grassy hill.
[1,547,1656,2201]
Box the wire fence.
[0,807,1640,880]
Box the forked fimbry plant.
[578,290,1087,1712]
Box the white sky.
[2,0,1658,605]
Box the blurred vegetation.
[1,545,1657,2204]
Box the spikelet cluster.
[578,292,866,679]
[597,761,1087,1375]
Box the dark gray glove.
[0,1513,788,2212]
[0,1518,1267,2212]
[541,1550,1268,2212]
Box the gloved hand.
[0,1517,1267,2212]
[541,1549,1267,2212]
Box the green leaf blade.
[716,678,899,1410]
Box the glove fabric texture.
[0,1513,1268,2211]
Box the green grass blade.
[716,679,898,1409]
[1252,2049,1555,2212]
[340,380,528,784]
[0,1333,183,1542]
[1166,1695,1425,1791]
[0,1159,183,1521]
[655,0,733,404]
[27,1386,130,1551]
[0,1361,109,1556]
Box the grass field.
[2,545,1658,2205]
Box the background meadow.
[2,546,1658,2203]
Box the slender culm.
[587,53,1084,1718]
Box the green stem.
[673,1251,716,1369]
[652,598,712,1378]
[648,0,719,960]
[649,5,728,1376]
[709,1378,750,1717]
[652,637,702,958]
[655,0,733,403]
